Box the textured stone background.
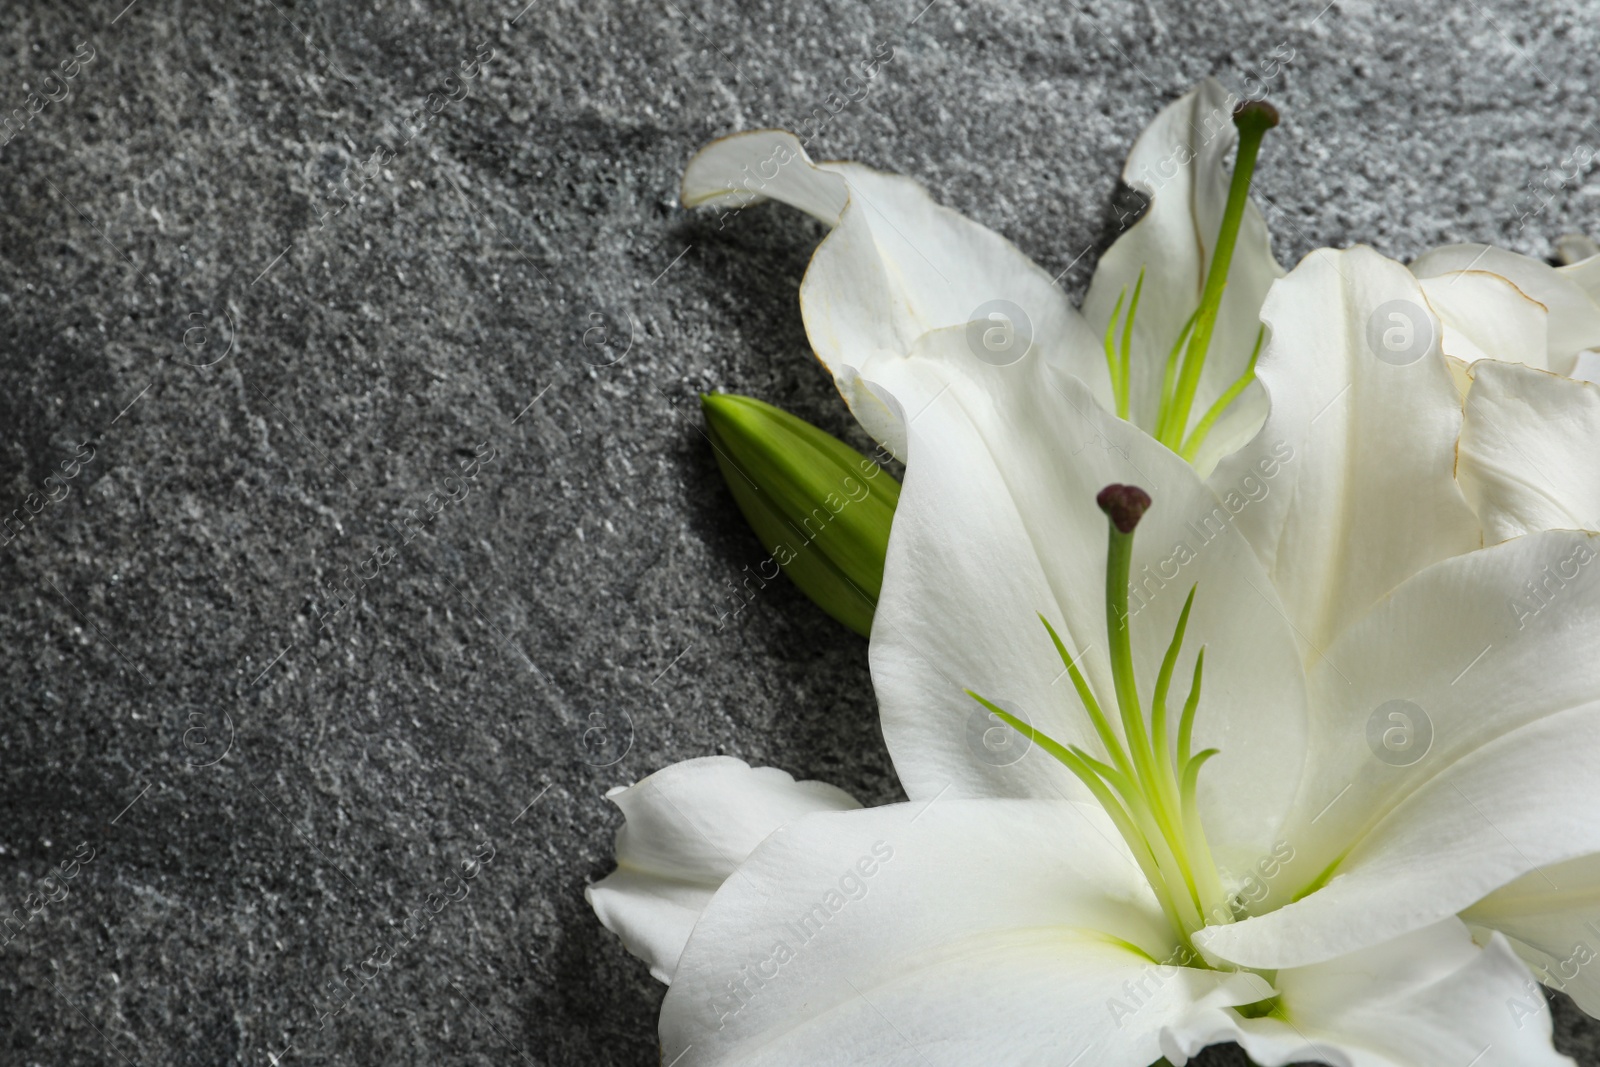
[2,0,1598,1063]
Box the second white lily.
[647,360,1596,1063]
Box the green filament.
[1103,269,1148,422]
[1118,268,1146,420]
[1180,326,1265,463]
[967,486,1233,951]
[1039,614,1136,783]
[1160,103,1279,451]
[1103,288,1127,414]
[1156,309,1200,442]
[1106,103,1278,461]
[970,693,1196,944]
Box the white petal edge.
[1417,270,1551,383]
[1464,852,1600,1018]
[1201,637,1600,967]
[586,756,860,983]
[1212,244,1481,663]
[1169,921,1570,1066]
[661,799,1270,1067]
[1412,243,1600,376]
[682,128,1105,458]
[1460,360,1600,542]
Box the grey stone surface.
[1,0,1597,1063]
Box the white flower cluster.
[592,80,1600,1066]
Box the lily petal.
[866,328,1308,870]
[682,129,1105,457]
[1556,252,1600,383]
[1197,530,1600,969]
[1464,853,1600,1017]
[1460,360,1600,541]
[1412,243,1600,376]
[1416,270,1551,392]
[1211,245,1480,663]
[1557,236,1600,265]
[1169,921,1570,1066]
[1085,78,1282,466]
[661,799,1270,1067]
[586,756,860,983]
[682,130,849,222]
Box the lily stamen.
[968,483,1231,955]
[1103,269,1150,422]
[1157,100,1280,453]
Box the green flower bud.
[700,393,900,637]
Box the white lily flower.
[682,79,1282,477]
[661,346,1597,1063]
[589,235,1600,1062]
[682,78,1496,659]
[862,244,1600,1043]
[578,79,1600,1063]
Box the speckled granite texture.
[2,0,1598,1063]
